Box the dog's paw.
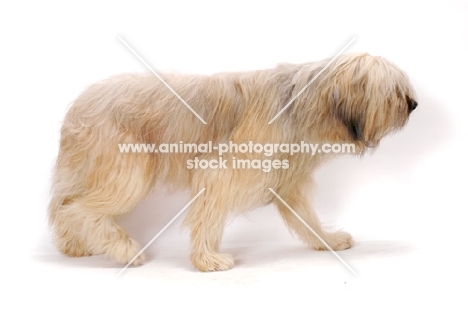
[191,252,234,272]
[58,238,92,257]
[315,230,354,251]
[106,237,145,266]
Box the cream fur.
[49,52,417,271]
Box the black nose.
[406,97,418,112]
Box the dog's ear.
[331,86,366,142]
[341,113,365,141]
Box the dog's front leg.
[183,170,235,272]
[274,181,353,251]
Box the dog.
[48,52,417,271]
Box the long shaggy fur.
[49,52,417,271]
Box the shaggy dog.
[49,52,417,271]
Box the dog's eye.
[406,96,418,112]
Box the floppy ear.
[330,86,366,142]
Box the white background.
[1,0,467,309]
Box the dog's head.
[327,53,417,150]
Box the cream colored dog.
[49,53,417,271]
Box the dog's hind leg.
[53,202,147,265]
[50,147,154,265]
[273,179,354,251]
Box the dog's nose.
[406,97,418,112]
